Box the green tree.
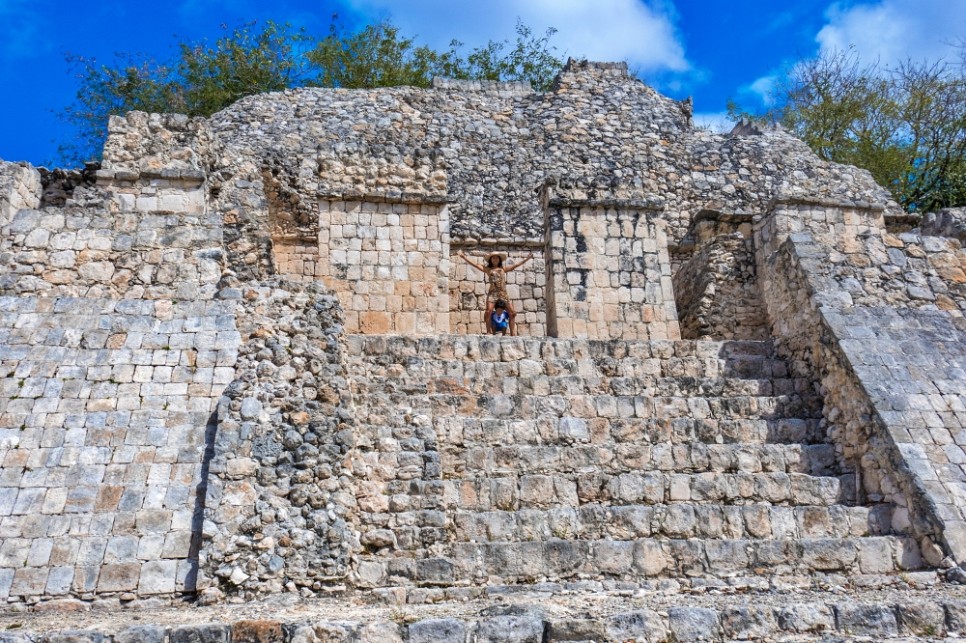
[729,48,966,212]
[60,19,564,164]
[62,21,315,164]
[307,21,461,89]
[457,21,563,92]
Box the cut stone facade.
[273,195,452,335]
[545,194,679,340]
[2,60,966,637]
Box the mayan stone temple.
[3,59,966,640]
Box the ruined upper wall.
[189,60,898,248]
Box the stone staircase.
[346,335,922,592]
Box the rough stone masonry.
[1,59,966,640]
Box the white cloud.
[692,111,735,133]
[817,0,966,66]
[748,75,777,105]
[343,0,689,73]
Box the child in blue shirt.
[490,300,510,335]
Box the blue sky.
[1,0,963,166]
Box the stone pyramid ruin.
[2,60,966,639]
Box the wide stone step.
[354,371,814,400]
[356,420,829,482]
[354,351,795,381]
[347,334,776,365]
[442,442,838,477]
[355,392,821,425]
[5,585,964,642]
[381,472,846,511]
[356,535,920,587]
[369,502,890,545]
[450,503,888,543]
[427,416,827,447]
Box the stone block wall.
[0,158,233,602]
[0,295,238,600]
[202,280,357,600]
[545,197,680,340]
[311,198,451,335]
[448,245,547,336]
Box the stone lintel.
[766,196,886,212]
[95,167,205,186]
[451,237,545,249]
[693,209,757,224]
[317,190,454,205]
[547,196,664,211]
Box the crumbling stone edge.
[5,599,966,641]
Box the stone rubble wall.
[832,231,966,313]
[0,161,41,226]
[756,201,966,569]
[0,200,218,300]
[202,279,357,601]
[99,112,209,182]
[204,60,898,248]
[37,164,99,208]
[673,232,768,340]
[922,207,966,241]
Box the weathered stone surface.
[604,610,669,643]
[544,618,606,641]
[668,607,720,641]
[476,606,545,643]
[230,620,285,643]
[835,603,899,637]
[170,624,231,643]
[896,601,946,637]
[720,605,778,640]
[777,603,835,634]
[116,626,167,643]
[407,618,468,643]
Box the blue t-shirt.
[491,310,510,331]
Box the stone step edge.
[346,334,776,355]
[9,594,966,641]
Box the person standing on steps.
[458,250,534,336]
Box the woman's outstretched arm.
[458,251,487,273]
[506,252,536,272]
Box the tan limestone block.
[360,311,391,334]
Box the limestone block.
[668,607,720,642]
[169,624,230,643]
[408,618,468,643]
[835,603,898,637]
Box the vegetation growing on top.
[61,19,564,164]
[729,47,966,212]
